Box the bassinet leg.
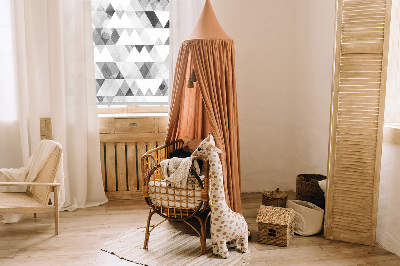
[144,209,155,249]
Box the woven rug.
[102,226,250,265]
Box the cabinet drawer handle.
[129,123,138,127]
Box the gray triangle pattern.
[92,0,169,104]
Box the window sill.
[97,105,168,117]
[383,123,400,146]
[98,113,168,118]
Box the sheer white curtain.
[0,0,107,211]
[169,0,204,105]
[0,0,25,169]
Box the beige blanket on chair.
[0,140,65,223]
[159,157,200,188]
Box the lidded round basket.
[296,174,326,210]
[262,188,287,208]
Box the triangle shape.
[145,88,153,96]
[136,28,144,35]
[135,45,144,53]
[126,88,134,96]
[135,11,145,19]
[96,79,105,87]
[125,45,134,53]
[97,45,106,53]
[145,45,154,53]
[116,88,125,96]
[95,3,105,11]
[155,38,163,45]
[136,89,144,96]
[140,0,150,10]
[126,28,134,35]
[116,9,124,19]
[105,4,115,18]
[120,80,130,94]
[116,71,124,79]
[93,29,105,45]
[145,11,161,28]
[105,96,115,102]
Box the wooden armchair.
[0,145,62,234]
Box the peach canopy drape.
[165,38,242,213]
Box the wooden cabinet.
[98,115,168,200]
[157,117,168,133]
[114,118,155,134]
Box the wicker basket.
[256,205,296,247]
[262,188,287,208]
[296,174,326,209]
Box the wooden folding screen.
[325,0,392,245]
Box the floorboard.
[1,192,398,265]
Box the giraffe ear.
[211,145,222,154]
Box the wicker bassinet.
[141,140,210,254]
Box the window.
[91,0,170,105]
[385,1,400,124]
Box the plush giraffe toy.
[192,133,248,258]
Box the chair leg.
[194,213,210,255]
[144,209,155,249]
[34,213,37,218]
[54,186,59,235]
[199,217,206,255]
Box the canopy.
[166,0,242,212]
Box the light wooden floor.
[1,193,399,266]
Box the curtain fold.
[166,39,241,212]
[0,0,107,211]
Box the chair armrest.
[0,182,61,187]
[142,139,185,162]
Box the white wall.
[212,0,297,192]
[377,142,400,256]
[212,0,335,192]
[294,1,335,178]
